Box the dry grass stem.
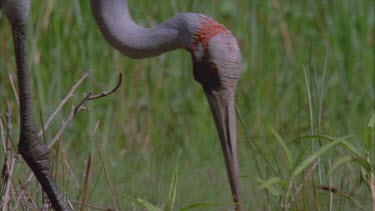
[371,171,375,211]
[1,117,6,155]
[95,139,118,210]
[286,160,319,210]
[80,153,93,211]
[70,200,110,211]
[63,150,80,189]
[7,73,19,108]
[272,0,294,62]
[329,160,333,211]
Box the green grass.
[1,0,374,210]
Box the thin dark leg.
[11,23,67,211]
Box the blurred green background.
[1,0,374,210]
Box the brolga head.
[191,18,242,96]
[189,18,242,208]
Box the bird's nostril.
[209,62,219,75]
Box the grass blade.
[257,177,281,190]
[293,145,310,169]
[179,202,235,211]
[287,146,334,208]
[256,177,283,197]
[365,112,375,150]
[339,140,362,157]
[328,156,352,176]
[290,135,360,156]
[368,113,375,128]
[291,138,342,180]
[168,150,182,211]
[122,194,163,211]
[269,125,293,171]
[352,157,372,172]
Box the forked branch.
[12,72,123,210]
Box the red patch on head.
[190,18,229,60]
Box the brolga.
[1,0,242,210]
[90,0,242,210]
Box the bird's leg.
[11,22,68,211]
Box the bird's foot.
[18,132,68,211]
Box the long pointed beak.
[205,89,240,210]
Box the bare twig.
[1,116,6,157]
[88,73,122,100]
[13,172,34,210]
[49,73,123,148]
[38,71,90,137]
[22,189,37,210]
[314,185,364,209]
[2,157,15,211]
[48,92,93,148]
[1,102,16,203]
[5,101,14,143]
[0,116,17,153]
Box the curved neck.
[90,0,204,58]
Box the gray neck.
[90,0,205,59]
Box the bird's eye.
[209,62,218,75]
